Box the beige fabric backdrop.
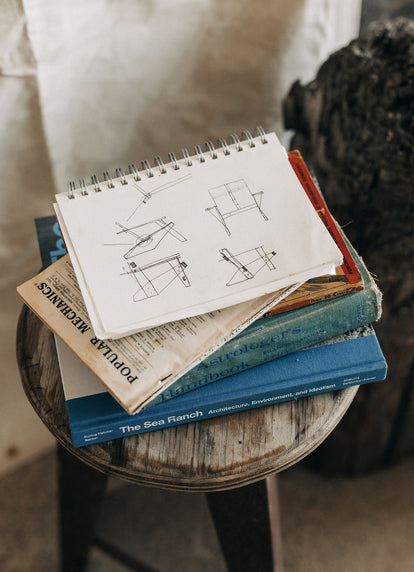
[0,0,361,474]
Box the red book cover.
[265,150,363,316]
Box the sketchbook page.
[54,132,342,338]
[17,255,300,414]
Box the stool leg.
[57,443,108,572]
[206,475,283,572]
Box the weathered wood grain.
[17,304,357,491]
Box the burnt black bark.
[283,18,414,473]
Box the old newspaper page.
[17,255,298,413]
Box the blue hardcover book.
[34,215,67,270]
[56,324,387,447]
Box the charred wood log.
[283,18,414,474]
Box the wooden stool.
[16,305,358,572]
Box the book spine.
[264,151,362,316]
[71,362,386,447]
[288,150,361,285]
[148,282,381,407]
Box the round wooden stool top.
[16,305,358,492]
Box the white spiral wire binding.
[115,168,128,185]
[79,178,88,196]
[205,141,218,159]
[68,181,76,199]
[128,163,141,181]
[228,132,242,151]
[141,160,154,178]
[168,152,180,170]
[67,126,268,198]
[217,137,230,155]
[194,145,205,163]
[91,174,102,192]
[154,155,167,174]
[254,125,268,143]
[103,171,115,188]
[182,148,192,167]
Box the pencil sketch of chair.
[206,179,268,235]
[220,246,276,286]
[104,218,187,260]
[128,173,192,218]
[122,254,190,301]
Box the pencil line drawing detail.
[104,217,187,260]
[121,254,190,301]
[220,246,276,286]
[128,173,192,219]
[206,179,268,235]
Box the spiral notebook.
[54,128,343,339]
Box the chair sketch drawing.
[104,218,187,260]
[206,179,268,235]
[220,246,276,286]
[122,254,190,301]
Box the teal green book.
[147,237,381,406]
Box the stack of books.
[18,130,387,447]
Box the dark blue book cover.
[56,325,387,447]
[34,215,67,269]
